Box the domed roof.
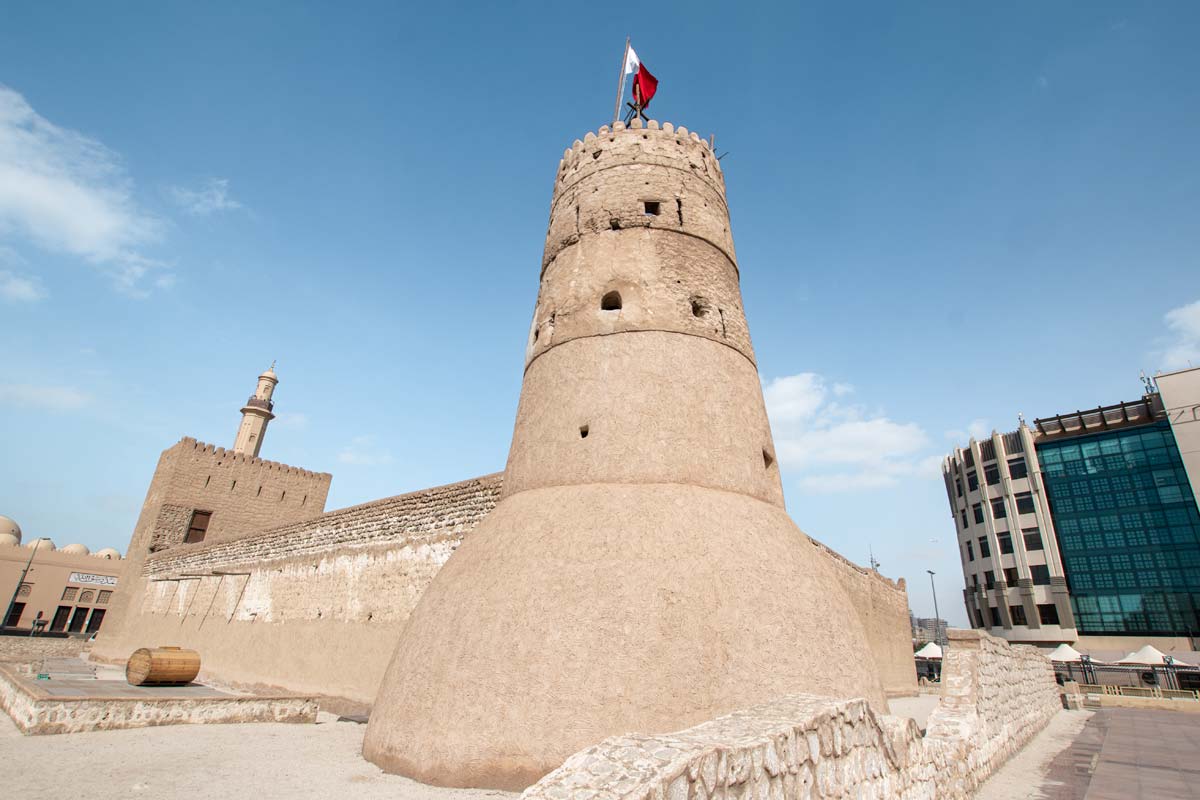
[25,537,55,552]
[94,548,122,560]
[0,515,21,543]
[60,543,90,555]
[0,533,20,548]
[261,361,278,380]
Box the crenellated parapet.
[527,120,752,374]
[543,120,733,277]
[178,437,330,479]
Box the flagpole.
[613,36,630,125]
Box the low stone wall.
[0,664,317,735]
[0,637,89,664]
[521,629,1059,800]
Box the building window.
[984,570,995,590]
[985,464,1000,485]
[973,504,984,524]
[97,590,112,604]
[960,510,968,529]
[978,537,991,558]
[78,590,95,603]
[85,609,106,633]
[4,603,25,628]
[1010,604,1028,626]
[1008,457,1028,480]
[1030,565,1051,585]
[998,534,1014,554]
[1004,567,1019,585]
[990,498,1007,518]
[974,610,986,628]
[16,583,31,597]
[989,606,1002,626]
[1023,528,1043,550]
[971,573,980,588]
[185,510,212,544]
[1038,603,1060,625]
[1015,492,1036,514]
[50,606,71,632]
[967,472,979,492]
[67,607,89,633]
[966,540,974,561]
[61,587,78,602]
[955,478,963,497]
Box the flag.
[624,45,658,107]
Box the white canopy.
[914,642,942,659]
[1047,643,1085,662]
[1118,644,1193,667]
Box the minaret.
[364,120,887,789]
[232,363,277,458]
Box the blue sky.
[2,3,1198,624]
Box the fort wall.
[814,541,918,698]
[92,474,502,709]
[521,629,1059,800]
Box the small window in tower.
[762,448,775,468]
[579,424,589,439]
[643,201,660,216]
[257,485,262,497]
[185,510,212,544]
[230,480,237,492]
[601,291,622,311]
[280,490,286,502]
[690,297,710,318]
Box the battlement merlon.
[543,120,734,276]
[176,436,332,480]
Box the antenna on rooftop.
[868,546,880,573]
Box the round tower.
[233,364,277,458]
[363,120,887,790]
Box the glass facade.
[1037,421,1200,636]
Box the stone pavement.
[1038,708,1200,799]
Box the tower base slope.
[362,483,887,790]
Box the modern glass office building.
[1037,420,1200,636]
[942,366,1200,646]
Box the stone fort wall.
[814,541,917,698]
[96,442,913,710]
[521,629,1059,800]
[94,472,502,710]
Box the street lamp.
[926,569,943,646]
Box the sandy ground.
[974,709,1093,800]
[0,711,517,800]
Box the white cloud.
[170,178,243,216]
[1154,299,1200,370]
[0,269,45,302]
[764,372,936,494]
[275,412,310,429]
[337,435,393,466]
[0,84,167,295]
[0,383,91,411]
[944,419,991,443]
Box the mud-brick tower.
[363,120,887,789]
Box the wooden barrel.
[125,646,200,686]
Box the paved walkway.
[980,707,1200,799]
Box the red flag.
[633,63,658,107]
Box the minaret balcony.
[243,396,274,411]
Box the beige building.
[0,515,123,635]
[942,366,1200,651]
